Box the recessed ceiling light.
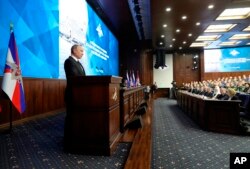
[219,41,241,46]
[166,7,171,12]
[183,41,187,44]
[204,24,237,32]
[161,35,165,38]
[159,42,163,45]
[163,24,167,28]
[190,42,210,47]
[208,5,214,9]
[172,38,176,41]
[182,15,187,20]
[169,44,173,47]
[229,33,250,40]
[216,7,250,20]
[176,29,180,33]
[243,25,250,31]
[179,47,182,50]
[196,22,201,26]
[196,35,221,41]
[188,33,192,37]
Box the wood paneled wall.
[0,78,66,127]
[173,52,201,86]
[119,41,153,86]
[140,50,153,85]
[173,51,250,85]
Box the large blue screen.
[0,0,119,78]
[204,46,250,72]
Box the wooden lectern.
[64,76,122,155]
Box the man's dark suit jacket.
[64,56,86,78]
[64,56,86,102]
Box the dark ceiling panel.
[87,0,138,42]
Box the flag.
[130,70,134,87]
[1,32,26,113]
[132,70,136,86]
[136,70,140,86]
[126,70,130,87]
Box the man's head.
[71,44,84,59]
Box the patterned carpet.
[152,98,250,169]
[0,113,131,169]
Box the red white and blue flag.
[1,32,26,113]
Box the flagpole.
[8,23,14,133]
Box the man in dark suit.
[63,44,85,151]
[64,44,86,78]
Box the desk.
[177,90,241,134]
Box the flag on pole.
[130,70,134,87]
[1,31,26,113]
[136,70,140,86]
[126,70,130,87]
[132,70,136,86]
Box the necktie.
[77,61,85,75]
[77,61,83,70]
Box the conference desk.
[177,90,241,134]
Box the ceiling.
[90,0,250,52]
[139,0,250,51]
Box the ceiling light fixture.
[204,24,237,32]
[163,24,167,28]
[229,33,250,40]
[196,22,201,26]
[176,29,180,33]
[243,25,250,31]
[219,41,241,46]
[208,5,214,9]
[190,42,210,47]
[161,35,165,38]
[196,35,221,41]
[182,15,187,20]
[166,7,171,12]
[216,7,250,20]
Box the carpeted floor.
[0,113,131,169]
[152,98,250,169]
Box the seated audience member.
[235,80,245,92]
[212,83,221,99]
[204,87,214,98]
[243,83,250,93]
[216,87,229,100]
[227,88,239,100]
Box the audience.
[181,74,250,101]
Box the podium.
[64,76,122,155]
